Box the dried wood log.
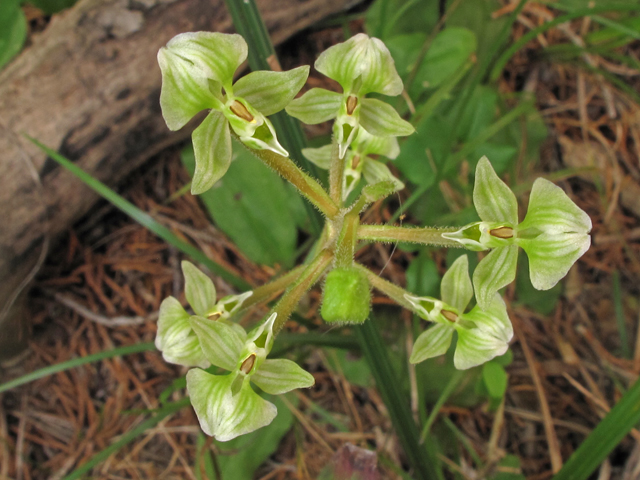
[0,0,357,359]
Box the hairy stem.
[328,136,345,206]
[239,265,307,312]
[354,264,415,310]
[358,224,462,247]
[335,214,360,268]
[271,250,334,333]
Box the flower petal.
[191,110,232,194]
[362,159,404,192]
[157,48,220,131]
[518,232,591,290]
[315,33,370,92]
[190,316,246,371]
[285,88,341,125]
[518,178,592,235]
[302,145,334,169]
[473,156,518,225]
[356,130,400,159]
[472,245,518,311]
[358,36,404,96]
[252,358,315,395]
[233,66,310,116]
[182,261,217,317]
[463,294,513,344]
[454,328,509,370]
[359,98,415,138]
[187,369,277,441]
[440,255,473,313]
[166,32,247,86]
[409,324,454,364]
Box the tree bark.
[0,0,357,358]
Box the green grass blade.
[552,377,640,480]
[0,342,155,394]
[419,370,464,444]
[356,319,443,480]
[28,137,250,291]
[223,0,322,234]
[62,398,190,480]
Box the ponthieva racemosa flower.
[155,261,252,368]
[187,312,315,441]
[302,129,404,200]
[442,157,592,310]
[285,33,414,158]
[158,32,309,194]
[406,255,513,370]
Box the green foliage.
[24,0,77,14]
[0,0,27,70]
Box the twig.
[54,293,156,327]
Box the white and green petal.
[233,66,310,116]
[251,358,315,395]
[157,48,221,131]
[472,245,518,311]
[191,110,232,194]
[409,324,454,364]
[302,145,333,169]
[190,316,247,371]
[362,159,404,192]
[165,32,247,88]
[285,88,342,125]
[187,369,277,441]
[182,261,217,317]
[440,255,473,313]
[517,232,591,291]
[215,291,254,320]
[462,294,513,344]
[473,156,518,225]
[155,296,209,368]
[359,98,414,138]
[355,130,400,159]
[454,327,509,370]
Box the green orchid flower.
[406,255,513,370]
[302,129,404,200]
[155,261,252,368]
[285,33,414,158]
[442,157,592,310]
[187,312,315,441]
[158,32,309,194]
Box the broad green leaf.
[482,361,508,399]
[166,32,247,87]
[0,0,26,70]
[472,143,518,176]
[463,294,513,343]
[385,33,425,79]
[285,88,341,124]
[449,85,498,143]
[182,143,301,267]
[517,232,591,291]
[406,252,440,297]
[187,369,277,441]
[233,66,310,116]
[472,245,518,311]
[518,178,592,234]
[365,0,439,39]
[362,159,404,192]
[473,156,518,224]
[302,145,333,169]
[440,255,473,313]
[155,297,210,368]
[191,110,232,194]
[410,324,454,364]
[323,348,373,388]
[454,328,508,370]
[252,358,315,395]
[190,316,246,371]
[158,48,220,131]
[182,261,217,317]
[360,98,414,137]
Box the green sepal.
[362,159,404,192]
[473,156,518,225]
[191,110,232,194]
[186,369,277,441]
[463,294,513,344]
[155,296,209,368]
[361,180,398,204]
[517,233,591,291]
[233,66,310,117]
[321,267,371,324]
[355,130,400,159]
[240,117,288,157]
[472,245,518,311]
[440,255,473,313]
[518,177,592,235]
[243,313,278,362]
[441,222,488,251]
[157,48,221,131]
[215,291,254,320]
[182,260,217,317]
[251,358,315,395]
[454,327,509,370]
[301,145,333,169]
[404,294,440,322]
[343,166,362,200]
[224,100,288,157]
[285,88,341,124]
[166,32,247,88]
[359,98,414,138]
[409,324,453,364]
[335,112,360,159]
[190,316,247,371]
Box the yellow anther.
[490,226,514,239]
[346,95,358,115]
[441,309,458,322]
[240,353,256,374]
[230,100,254,122]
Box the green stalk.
[358,224,461,248]
[355,264,415,310]
[239,265,306,311]
[271,250,334,333]
[328,137,345,206]
[0,342,156,394]
[29,137,250,291]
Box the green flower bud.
[321,267,371,324]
